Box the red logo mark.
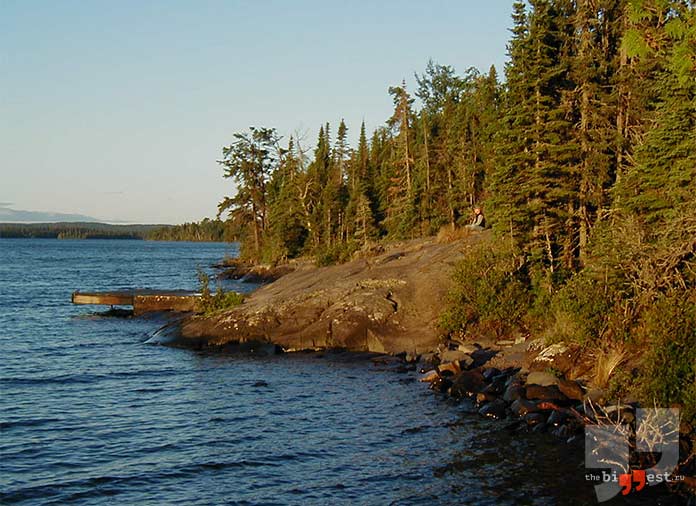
[619,470,647,495]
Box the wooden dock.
[72,289,200,315]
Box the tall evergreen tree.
[218,127,279,258]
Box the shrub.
[543,272,616,346]
[314,242,358,267]
[638,291,696,424]
[436,225,471,244]
[197,269,244,315]
[440,236,531,340]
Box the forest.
[217,0,695,418]
[0,220,228,241]
[0,222,160,239]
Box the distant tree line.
[0,220,231,242]
[0,222,156,239]
[146,218,232,242]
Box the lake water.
[0,239,675,505]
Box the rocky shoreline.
[156,235,695,501]
[402,339,696,502]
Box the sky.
[1,1,515,224]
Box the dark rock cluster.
[415,347,696,499]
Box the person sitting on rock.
[465,207,486,231]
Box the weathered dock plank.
[72,290,200,314]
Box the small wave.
[0,459,285,504]
[0,417,63,430]
[0,375,99,386]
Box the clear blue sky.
[1,1,515,224]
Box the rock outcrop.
[163,234,488,353]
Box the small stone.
[456,343,480,354]
[482,382,504,396]
[525,413,546,426]
[483,367,501,381]
[526,371,561,387]
[419,370,439,383]
[429,375,452,393]
[547,410,568,427]
[440,350,474,367]
[449,369,487,399]
[510,399,539,417]
[525,384,568,403]
[529,343,581,375]
[551,425,573,438]
[476,392,497,404]
[496,340,515,347]
[557,379,584,401]
[405,352,420,363]
[503,384,526,402]
[479,399,508,419]
[505,372,523,387]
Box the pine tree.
[345,121,377,243]
[264,137,309,260]
[489,0,579,275]
[384,81,416,237]
[217,127,280,259]
[616,0,696,221]
[305,125,332,248]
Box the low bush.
[197,270,244,315]
[543,272,617,346]
[314,242,359,267]
[637,291,696,423]
[440,237,531,340]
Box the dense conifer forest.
[217,0,695,418]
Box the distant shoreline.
[0,221,230,242]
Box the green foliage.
[147,218,231,242]
[543,272,616,346]
[314,242,359,267]
[638,292,696,423]
[197,270,244,315]
[440,237,531,340]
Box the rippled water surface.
[0,239,676,505]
